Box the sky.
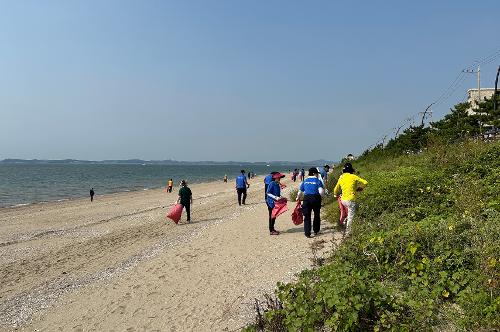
[1,0,499,162]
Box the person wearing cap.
[235,170,250,206]
[333,163,368,235]
[176,180,193,223]
[297,167,325,238]
[266,172,285,235]
[263,171,278,200]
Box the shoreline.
[0,176,267,211]
[0,173,337,331]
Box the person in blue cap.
[235,170,249,205]
[266,172,285,235]
[297,167,325,238]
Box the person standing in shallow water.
[90,188,95,202]
[177,180,192,223]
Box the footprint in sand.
[147,291,160,297]
[118,305,127,314]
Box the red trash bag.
[167,204,183,224]
[338,196,348,226]
[292,201,303,225]
[271,198,288,219]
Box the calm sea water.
[0,164,286,208]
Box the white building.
[466,88,496,114]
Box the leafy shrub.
[247,140,500,331]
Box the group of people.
[263,163,367,238]
[291,168,305,182]
[168,162,368,237]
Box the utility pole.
[494,65,500,112]
[463,63,482,108]
[477,64,481,103]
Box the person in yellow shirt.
[167,178,174,193]
[333,163,368,235]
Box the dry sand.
[0,176,339,331]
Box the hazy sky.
[1,1,499,162]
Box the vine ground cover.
[245,140,500,331]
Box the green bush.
[248,140,500,331]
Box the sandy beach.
[0,176,338,331]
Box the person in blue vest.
[266,172,285,235]
[263,171,278,200]
[317,164,330,186]
[297,167,325,238]
[235,170,250,206]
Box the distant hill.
[0,158,337,166]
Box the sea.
[0,164,289,208]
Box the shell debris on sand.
[0,176,338,331]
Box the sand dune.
[0,176,338,331]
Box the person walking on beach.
[90,188,95,202]
[333,163,368,235]
[235,170,249,205]
[317,164,330,186]
[300,168,305,181]
[177,180,193,223]
[297,168,324,238]
[223,174,228,183]
[266,172,286,235]
[264,171,278,200]
[167,179,173,193]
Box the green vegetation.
[245,96,500,331]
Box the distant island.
[0,158,337,166]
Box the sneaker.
[270,231,280,235]
[305,234,312,238]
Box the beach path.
[0,176,337,331]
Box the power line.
[366,48,500,151]
[432,72,466,106]
[477,48,500,66]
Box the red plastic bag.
[167,204,183,224]
[338,196,348,226]
[292,201,303,225]
[271,198,288,219]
